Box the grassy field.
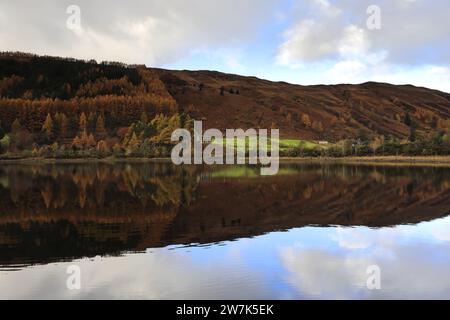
[211,137,327,151]
[278,139,324,151]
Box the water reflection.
[0,162,449,299]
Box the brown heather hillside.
[154,68,450,141]
[1,52,449,142]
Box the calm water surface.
[0,162,449,299]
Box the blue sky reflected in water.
[1,215,450,299]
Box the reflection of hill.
[0,163,449,266]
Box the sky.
[3,216,450,299]
[0,0,449,92]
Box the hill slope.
[155,68,450,141]
[1,52,449,142]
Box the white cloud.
[277,0,450,65]
[338,25,368,57]
[276,0,364,65]
[0,0,448,92]
[274,0,450,92]
[327,60,366,82]
[276,19,340,64]
[0,0,277,65]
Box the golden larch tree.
[42,113,53,138]
[79,112,87,132]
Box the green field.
[211,137,329,151]
[278,139,325,151]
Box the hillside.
[0,52,177,133]
[0,52,449,156]
[155,68,450,141]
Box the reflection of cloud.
[3,216,450,299]
[0,250,267,300]
[281,245,450,299]
[281,248,372,299]
[333,217,450,251]
[281,218,450,299]
[430,218,450,242]
[334,227,374,249]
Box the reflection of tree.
[78,189,87,209]
[1,163,450,266]
[1,164,450,216]
[303,186,312,199]
[0,163,200,214]
[150,173,197,207]
[41,182,52,209]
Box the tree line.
[0,111,193,159]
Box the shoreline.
[0,156,450,166]
[0,157,172,165]
[280,156,450,167]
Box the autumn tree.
[10,121,32,151]
[60,113,69,139]
[126,132,140,155]
[301,114,312,127]
[42,113,54,139]
[72,129,96,149]
[140,111,149,124]
[370,135,384,155]
[151,113,169,134]
[97,140,109,154]
[150,113,180,145]
[72,135,82,149]
[79,112,87,132]
[286,113,292,125]
[112,143,123,155]
[312,121,323,132]
[50,142,59,153]
[95,114,107,138]
[180,113,193,131]
[87,112,96,133]
[87,133,96,147]
[11,118,22,134]
[73,130,88,149]
[53,112,61,137]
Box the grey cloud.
[0,0,277,65]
